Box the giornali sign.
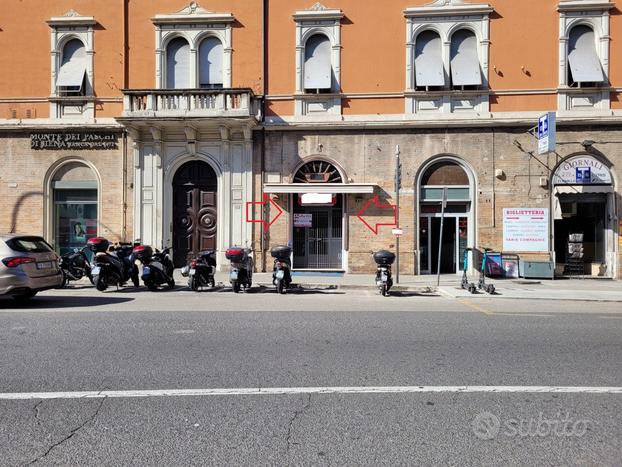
[552,156,612,185]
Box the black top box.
[86,237,110,253]
[270,245,292,260]
[373,250,396,266]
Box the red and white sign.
[503,208,549,252]
[299,193,336,206]
[392,228,403,237]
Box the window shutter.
[568,26,604,83]
[166,38,190,89]
[415,31,445,87]
[56,39,86,89]
[450,30,482,86]
[199,37,223,87]
[304,35,332,90]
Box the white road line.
[1,386,621,400]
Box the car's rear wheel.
[59,270,68,288]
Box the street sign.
[537,112,556,155]
[392,228,403,237]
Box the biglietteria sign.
[552,156,612,185]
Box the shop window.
[50,162,98,255]
[166,37,191,89]
[304,34,332,94]
[57,39,87,96]
[198,36,224,89]
[450,29,482,90]
[415,30,444,91]
[567,25,604,87]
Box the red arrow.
[356,195,397,235]
[245,193,284,232]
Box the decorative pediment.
[47,10,96,27]
[152,2,234,25]
[405,0,493,17]
[294,2,343,21]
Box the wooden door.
[172,161,217,267]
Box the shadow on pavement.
[0,295,135,309]
[386,291,442,298]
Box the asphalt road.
[1,287,621,465]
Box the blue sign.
[537,112,556,155]
[576,167,591,184]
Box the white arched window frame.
[152,3,233,89]
[47,10,96,119]
[449,29,482,89]
[293,4,343,117]
[303,34,333,92]
[198,36,224,88]
[557,1,612,112]
[404,1,492,115]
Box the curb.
[436,287,622,303]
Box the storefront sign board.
[503,208,549,252]
[31,132,118,150]
[294,213,313,228]
[552,156,612,185]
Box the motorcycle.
[182,250,217,291]
[225,247,253,293]
[373,250,395,297]
[271,245,292,294]
[135,245,175,291]
[88,238,139,291]
[58,246,93,287]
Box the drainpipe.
[260,0,268,272]
[122,131,128,241]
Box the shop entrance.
[293,195,343,269]
[419,213,469,274]
[172,160,218,267]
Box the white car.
[0,234,62,302]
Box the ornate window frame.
[293,3,343,117]
[404,0,493,115]
[557,0,613,112]
[152,2,234,89]
[47,10,96,119]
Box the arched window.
[293,160,343,183]
[567,25,604,87]
[57,39,87,96]
[450,29,481,89]
[166,37,190,89]
[51,162,98,255]
[198,37,224,89]
[304,34,332,93]
[415,31,444,89]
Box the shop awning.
[554,185,613,194]
[263,183,377,194]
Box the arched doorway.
[292,160,344,269]
[418,159,474,275]
[552,155,615,277]
[172,160,217,267]
[50,161,99,255]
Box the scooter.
[137,246,175,291]
[478,248,496,294]
[58,246,93,287]
[226,247,253,293]
[88,238,139,291]
[373,250,395,297]
[271,245,292,294]
[183,250,217,291]
[461,247,477,294]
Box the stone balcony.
[120,88,260,121]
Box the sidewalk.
[174,270,622,302]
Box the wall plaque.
[31,132,118,150]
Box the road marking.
[494,313,553,318]
[599,316,622,320]
[455,298,494,315]
[1,386,621,400]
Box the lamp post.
[395,145,401,284]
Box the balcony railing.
[121,89,259,119]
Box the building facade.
[1,0,621,277]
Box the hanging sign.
[537,112,556,155]
[294,213,313,228]
[552,156,612,185]
[503,208,549,252]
